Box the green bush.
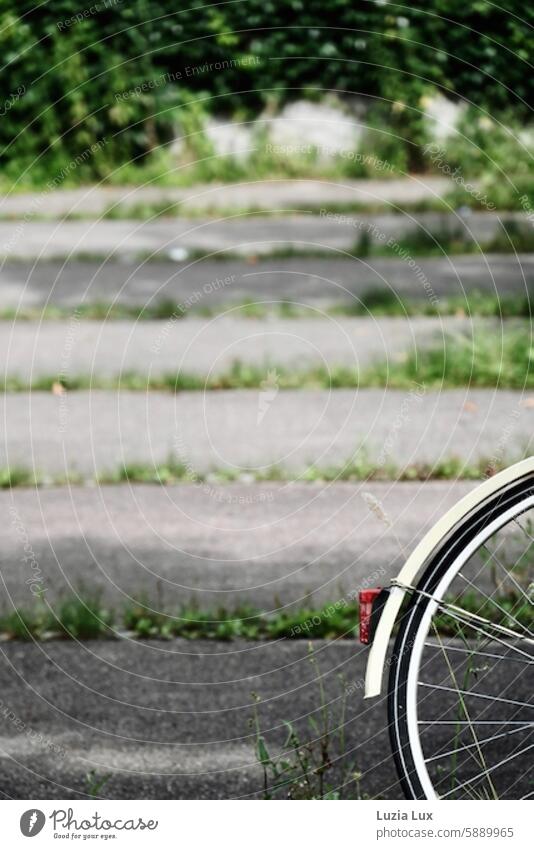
[0,1,532,185]
[431,105,534,204]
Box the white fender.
[364,456,534,698]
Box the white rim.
[404,494,534,799]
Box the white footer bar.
[2,799,532,848]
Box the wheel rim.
[399,493,534,799]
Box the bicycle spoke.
[456,570,533,638]
[438,601,533,644]
[424,724,533,763]
[434,605,534,661]
[440,741,534,799]
[419,682,534,710]
[429,624,499,797]
[423,641,534,665]
[513,516,534,544]
[418,720,534,725]
[481,543,534,609]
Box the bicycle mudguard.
[363,456,534,699]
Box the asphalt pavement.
[0,212,526,260]
[0,183,530,803]
[0,638,397,799]
[0,389,531,478]
[0,480,477,608]
[0,176,451,217]
[0,634,528,800]
[0,316,478,380]
[1,255,531,312]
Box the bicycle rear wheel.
[388,476,534,799]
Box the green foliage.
[0,466,38,487]
[122,601,265,640]
[0,452,510,490]
[0,590,525,642]
[303,454,504,483]
[55,595,114,638]
[263,602,359,639]
[0,603,53,639]
[442,107,533,178]
[1,2,532,185]
[2,289,532,323]
[434,106,534,209]
[85,770,112,798]
[99,457,193,485]
[480,174,534,211]
[0,299,184,323]
[251,648,363,799]
[365,328,534,390]
[434,590,533,636]
[0,594,113,639]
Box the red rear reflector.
[359,588,382,644]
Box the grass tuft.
[1,289,532,323]
[0,595,113,640]
[364,330,534,390]
[0,467,38,488]
[0,451,514,491]
[55,596,114,639]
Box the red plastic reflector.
[359,588,382,644]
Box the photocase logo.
[257,368,280,425]
[20,809,46,837]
